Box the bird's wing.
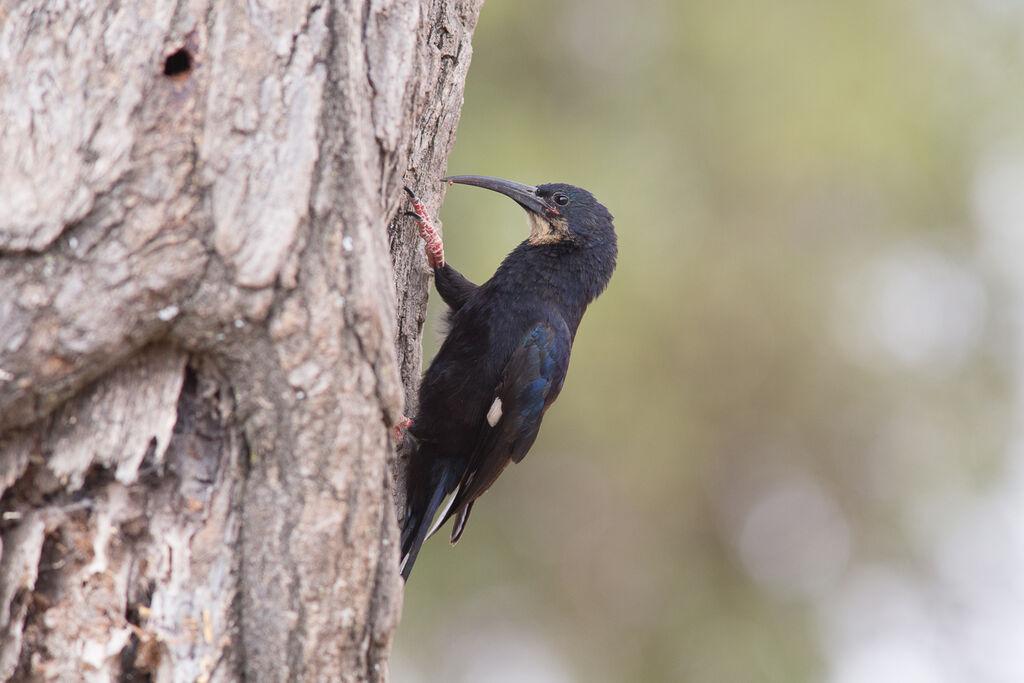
[436,317,572,542]
[491,318,573,464]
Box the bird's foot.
[404,186,445,268]
[392,415,414,443]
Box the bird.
[399,175,617,580]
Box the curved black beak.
[443,175,547,215]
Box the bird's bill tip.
[442,175,545,214]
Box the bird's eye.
[554,193,569,206]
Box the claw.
[393,415,414,444]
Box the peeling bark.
[0,1,482,680]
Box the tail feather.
[425,484,461,541]
[449,501,474,544]
[400,462,456,581]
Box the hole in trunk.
[163,48,192,77]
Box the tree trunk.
[0,1,481,680]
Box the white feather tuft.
[486,397,503,426]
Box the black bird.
[399,175,617,580]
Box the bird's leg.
[392,415,414,443]
[404,186,445,268]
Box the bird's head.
[444,175,615,248]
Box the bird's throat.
[527,212,569,245]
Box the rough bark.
[0,1,481,680]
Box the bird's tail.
[400,451,458,581]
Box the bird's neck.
[494,239,616,331]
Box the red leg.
[404,186,445,268]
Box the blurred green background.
[393,1,1024,681]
